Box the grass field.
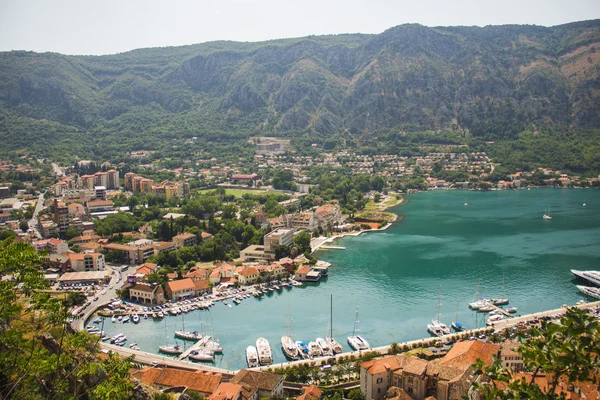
[198,188,272,198]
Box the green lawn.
[198,188,271,198]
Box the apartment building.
[68,252,105,272]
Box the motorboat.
[111,316,116,323]
[188,350,214,362]
[543,207,552,220]
[572,270,600,287]
[577,285,600,300]
[452,321,465,331]
[491,298,509,306]
[505,306,518,313]
[246,345,259,367]
[327,337,343,354]
[316,338,333,357]
[93,317,102,324]
[281,335,299,360]
[256,337,272,365]
[308,341,322,357]
[295,341,311,359]
[132,314,140,323]
[122,315,130,323]
[487,314,504,325]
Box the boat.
[281,335,299,360]
[117,315,123,321]
[487,314,504,325]
[157,311,164,318]
[93,317,102,324]
[543,207,552,220]
[295,341,311,359]
[122,315,130,323]
[158,318,183,355]
[308,341,322,357]
[478,304,495,313]
[188,350,214,362]
[427,286,451,337]
[505,306,518,313]
[316,338,333,357]
[246,345,259,367]
[451,303,465,332]
[281,304,299,360]
[464,198,468,206]
[143,313,148,319]
[256,337,272,365]
[111,316,116,323]
[326,295,343,354]
[132,314,140,323]
[174,312,203,340]
[577,285,600,300]
[233,298,241,305]
[571,270,600,287]
[347,306,371,351]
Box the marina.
[97,189,600,371]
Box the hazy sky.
[0,0,599,55]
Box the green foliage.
[93,212,139,237]
[294,231,312,254]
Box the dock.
[320,246,346,250]
[487,303,513,318]
[178,336,212,360]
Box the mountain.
[1,20,600,156]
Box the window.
[376,378,383,384]
[377,388,381,394]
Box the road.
[52,162,64,177]
[27,191,46,239]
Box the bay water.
[101,189,600,370]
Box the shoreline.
[312,195,404,254]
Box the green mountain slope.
[0,20,599,158]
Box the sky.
[0,0,599,56]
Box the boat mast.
[330,294,333,338]
[437,285,443,322]
[353,306,360,336]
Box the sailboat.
[451,303,465,331]
[347,306,370,351]
[491,275,509,305]
[583,199,587,207]
[174,310,203,340]
[543,207,552,220]
[464,198,468,206]
[326,295,343,354]
[199,310,222,353]
[281,304,299,360]
[427,285,451,337]
[158,318,183,355]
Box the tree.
[472,307,600,399]
[274,245,291,260]
[19,220,29,232]
[348,388,366,400]
[294,231,312,254]
[66,226,80,240]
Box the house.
[209,382,246,400]
[173,232,197,248]
[33,238,69,255]
[186,266,210,281]
[209,263,236,284]
[134,263,158,282]
[201,231,214,241]
[70,234,101,246]
[290,212,317,231]
[263,228,294,253]
[68,252,105,272]
[129,283,164,304]
[314,203,343,229]
[229,369,284,399]
[166,278,196,300]
[296,385,322,400]
[294,265,320,282]
[278,257,295,273]
[235,266,259,285]
[360,340,499,400]
[239,245,275,262]
[193,279,211,295]
[499,340,524,373]
[132,367,222,397]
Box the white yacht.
[327,337,343,354]
[427,286,451,337]
[188,350,214,362]
[256,337,272,365]
[316,337,333,357]
[158,344,183,355]
[175,330,203,340]
[246,345,259,367]
[572,270,600,287]
[308,341,322,357]
[577,285,600,300]
[543,207,552,220]
[326,295,344,354]
[281,336,299,360]
[505,306,518,313]
[347,306,371,351]
[295,341,311,359]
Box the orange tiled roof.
[440,340,499,369]
[362,356,402,375]
[167,278,195,292]
[230,369,283,392]
[209,382,243,400]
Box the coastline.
[312,195,404,254]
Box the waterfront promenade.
[96,300,600,374]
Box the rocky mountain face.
[0,20,599,142]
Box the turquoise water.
[100,189,600,370]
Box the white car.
[109,286,113,289]
[101,290,106,295]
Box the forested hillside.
[1,20,600,169]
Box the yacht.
[326,295,344,354]
[347,306,371,351]
[316,338,333,357]
[505,306,518,313]
[246,346,259,367]
[491,298,509,306]
[295,341,311,359]
[543,207,552,220]
[174,330,203,340]
[571,270,600,287]
[188,350,214,362]
[256,337,272,365]
[327,337,343,354]
[158,344,183,355]
[427,286,451,337]
[308,341,322,357]
[577,285,600,300]
[281,335,299,360]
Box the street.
[27,191,45,239]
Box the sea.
[100,188,600,370]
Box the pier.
[486,303,513,318]
[319,246,346,250]
[178,336,212,360]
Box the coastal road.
[52,162,64,177]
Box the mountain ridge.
[1,19,599,157]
